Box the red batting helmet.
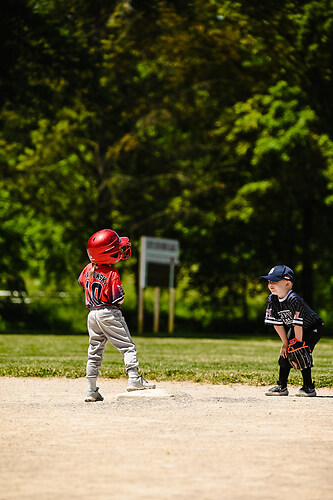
[87,229,131,265]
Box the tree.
[1,0,333,328]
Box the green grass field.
[0,334,332,387]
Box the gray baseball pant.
[86,306,139,380]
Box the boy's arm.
[274,325,288,358]
[293,325,303,342]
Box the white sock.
[87,378,97,392]
[128,368,139,380]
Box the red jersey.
[78,263,125,309]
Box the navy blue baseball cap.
[260,265,295,283]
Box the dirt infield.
[1,377,332,500]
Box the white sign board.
[143,236,180,265]
[139,236,179,288]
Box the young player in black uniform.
[260,265,323,397]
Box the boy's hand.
[280,344,288,358]
[287,338,307,352]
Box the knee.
[122,342,137,355]
[278,356,290,369]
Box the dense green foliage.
[1,1,333,331]
[0,334,332,387]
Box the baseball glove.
[287,339,313,370]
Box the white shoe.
[295,385,316,397]
[127,373,156,392]
[265,384,289,396]
[85,387,104,402]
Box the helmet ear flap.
[119,237,131,261]
[120,242,131,261]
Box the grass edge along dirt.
[0,334,332,387]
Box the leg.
[265,356,290,396]
[278,355,291,388]
[295,327,320,397]
[301,366,313,387]
[296,362,316,397]
[95,308,155,391]
[95,308,139,374]
[85,310,107,401]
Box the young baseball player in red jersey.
[78,229,156,402]
[260,265,323,397]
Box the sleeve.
[289,294,312,328]
[264,295,283,326]
[109,269,125,305]
[78,266,88,288]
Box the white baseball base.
[116,388,174,399]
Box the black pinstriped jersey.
[264,290,321,330]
